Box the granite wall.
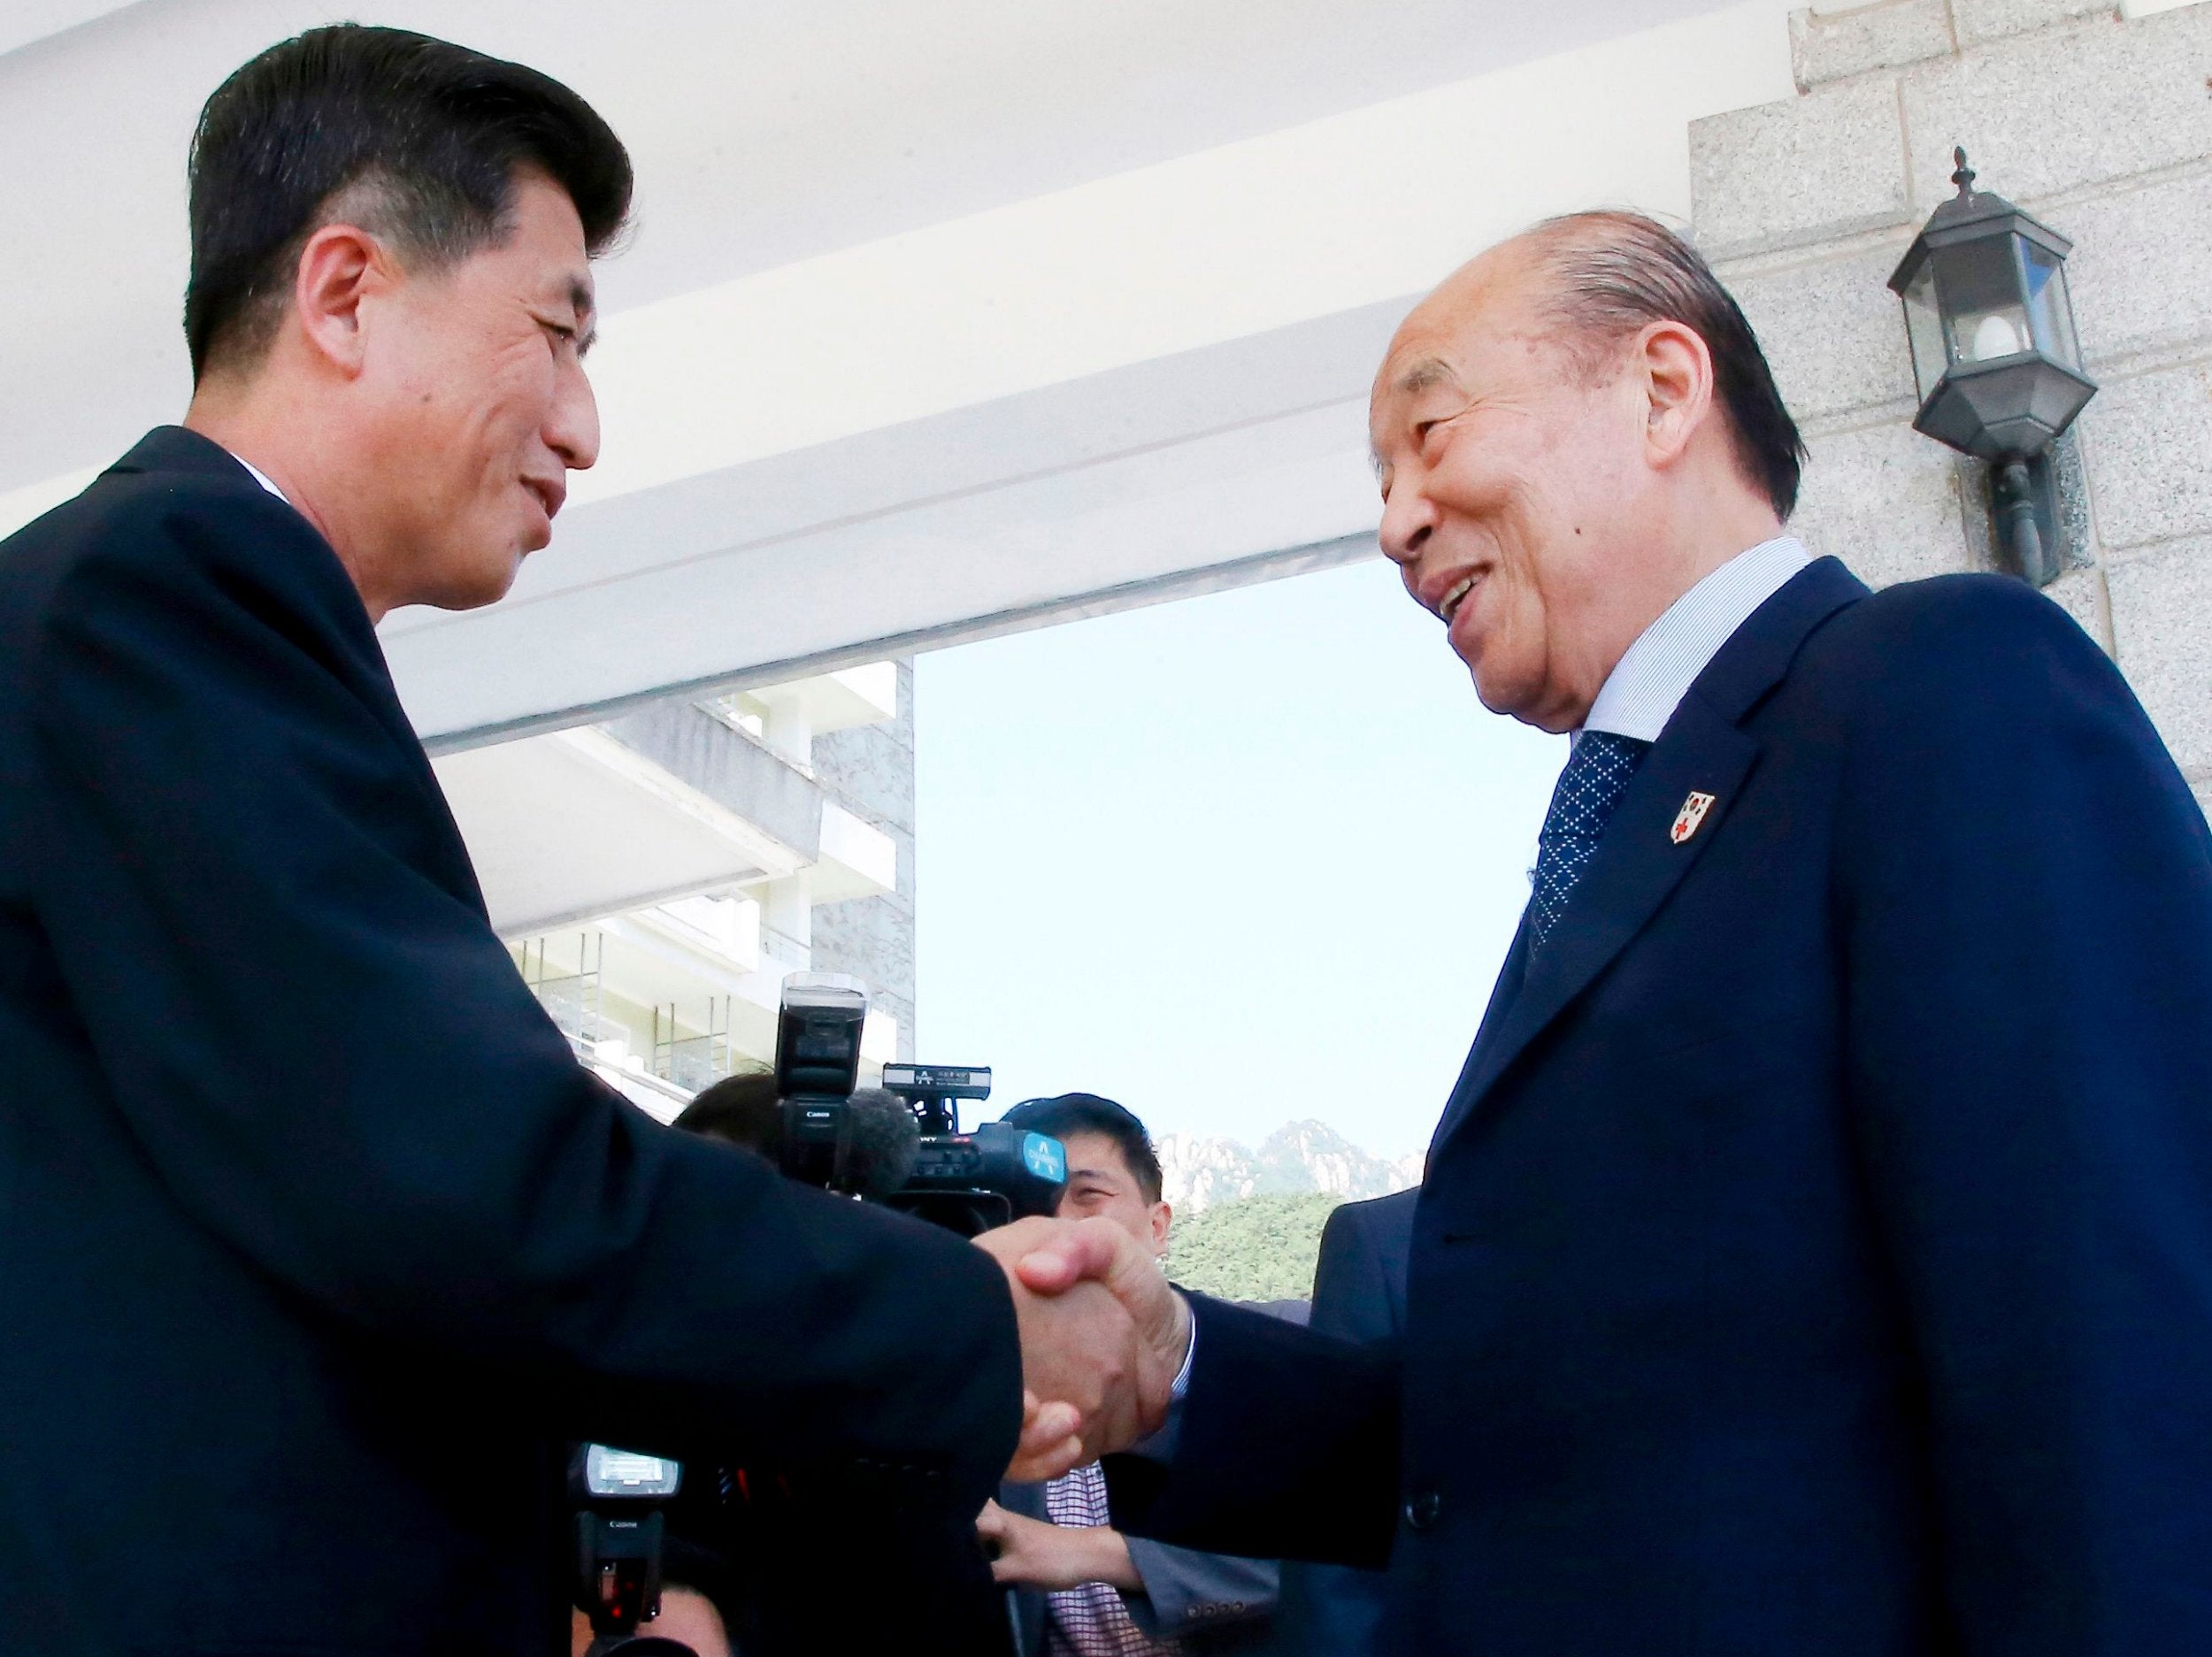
[1690,0,2212,816]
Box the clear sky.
[914,555,1566,1161]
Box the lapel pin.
[1670,791,1716,845]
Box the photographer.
[568,1533,741,1657]
[671,1071,1018,1657]
[0,25,1130,1653]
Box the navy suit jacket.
[1278,1189,1416,1657]
[0,429,1022,1654]
[1110,557,2212,1655]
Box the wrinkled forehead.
[1370,246,1549,415]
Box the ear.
[1634,318,1717,472]
[1150,1201,1172,1256]
[289,222,394,377]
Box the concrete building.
[3,0,2208,1086]
[434,660,917,1119]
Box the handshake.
[973,1216,1196,1481]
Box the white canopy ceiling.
[0,0,1794,748]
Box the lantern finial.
[1951,147,1976,198]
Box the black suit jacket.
[0,428,1021,1654]
[1278,1190,1414,1657]
[1111,558,2212,1655]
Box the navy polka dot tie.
[1529,731,1652,950]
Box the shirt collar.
[235,455,290,505]
[1578,534,1813,747]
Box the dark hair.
[674,1070,780,1153]
[999,1093,1164,1205]
[184,24,632,378]
[1527,211,1808,521]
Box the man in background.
[569,1533,741,1657]
[985,1094,1284,1657]
[1277,1189,1415,1657]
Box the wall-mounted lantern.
[1887,149,2096,587]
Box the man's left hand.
[976,1498,1142,1592]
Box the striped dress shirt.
[1578,535,1814,746]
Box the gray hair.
[1525,211,1807,520]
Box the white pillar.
[764,696,813,771]
[765,870,813,964]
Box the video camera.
[572,976,1068,1649]
[772,975,1066,1238]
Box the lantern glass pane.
[1900,259,1947,403]
[1934,235,2032,365]
[2021,241,2082,370]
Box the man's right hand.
[975,1216,1193,1478]
[1016,1216,1192,1425]
[978,1217,1141,1477]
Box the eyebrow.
[1393,356,1459,397]
[568,277,598,357]
[1068,1167,1125,1186]
[1370,354,1463,474]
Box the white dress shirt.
[234,454,290,505]
[1578,534,1814,746]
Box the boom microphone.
[841,1089,921,1199]
[674,1073,917,1200]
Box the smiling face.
[1368,246,1648,733]
[1054,1131,1171,1259]
[355,170,600,610]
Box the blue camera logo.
[1021,1132,1067,1184]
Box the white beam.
[1,0,1796,748]
[566,0,1793,509]
[386,0,1793,744]
[0,1,135,60]
[434,727,808,934]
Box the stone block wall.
[1690,0,2212,815]
[810,659,919,1058]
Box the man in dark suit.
[984,1095,1286,1656]
[1015,210,2212,1654]
[0,27,1132,1653]
[1277,1189,1415,1657]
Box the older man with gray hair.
[1010,210,2212,1656]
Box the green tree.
[1166,1192,1343,1302]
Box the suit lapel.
[108,426,494,921]
[1426,915,1530,1163]
[1432,557,1868,1151]
[1432,707,1756,1147]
